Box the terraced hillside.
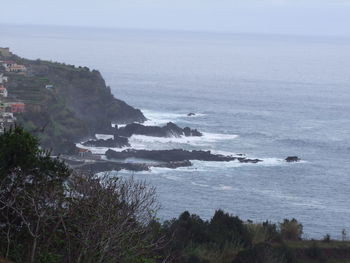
[1,52,145,154]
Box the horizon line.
[1,22,350,40]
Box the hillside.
[0,49,145,153]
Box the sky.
[1,0,350,36]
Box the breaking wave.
[142,109,207,126]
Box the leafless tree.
[1,168,171,263]
[0,168,66,263]
[63,172,169,263]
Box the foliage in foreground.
[1,127,349,263]
[0,127,164,263]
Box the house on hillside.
[0,112,16,126]
[0,74,8,84]
[11,103,25,113]
[2,61,27,75]
[0,112,16,122]
[0,112,16,133]
[0,86,8,97]
[1,61,16,68]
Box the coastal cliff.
[1,50,145,153]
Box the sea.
[1,24,350,239]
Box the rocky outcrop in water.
[105,149,262,163]
[285,156,301,162]
[114,122,202,138]
[82,135,130,148]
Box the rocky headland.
[1,50,145,154]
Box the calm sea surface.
[1,25,350,238]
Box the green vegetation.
[0,127,163,263]
[160,212,350,263]
[1,127,350,263]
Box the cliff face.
[3,54,145,153]
[29,61,145,131]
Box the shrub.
[279,219,303,241]
[247,221,281,245]
[209,210,251,247]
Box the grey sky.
[1,0,350,36]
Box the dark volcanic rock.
[155,160,193,169]
[82,136,130,148]
[114,122,202,138]
[285,156,301,162]
[106,149,262,164]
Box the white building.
[1,61,27,75]
[0,74,8,84]
[0,112,16,126]
[0,86,8,97]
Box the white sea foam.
[142,109,207,126]
[75,143,130,155]
[259,158,286,166]
[213,184,234,191]
[210,150,246,157]
[112,123,128,128]
[253,188,325,209]
[187,113,207,118]
[189,158,288,170]
[128,132,239,149]
[95,134,114,140]
[142,109,185,126]
[191,182,210,188]
[161,174,183,181]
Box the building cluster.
[0,68,26,133]
[1,60,27,75]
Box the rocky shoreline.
[64,117,302,173]
[105,149,262,163]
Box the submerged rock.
[114,122,202,138]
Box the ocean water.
[1,25,350,238]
